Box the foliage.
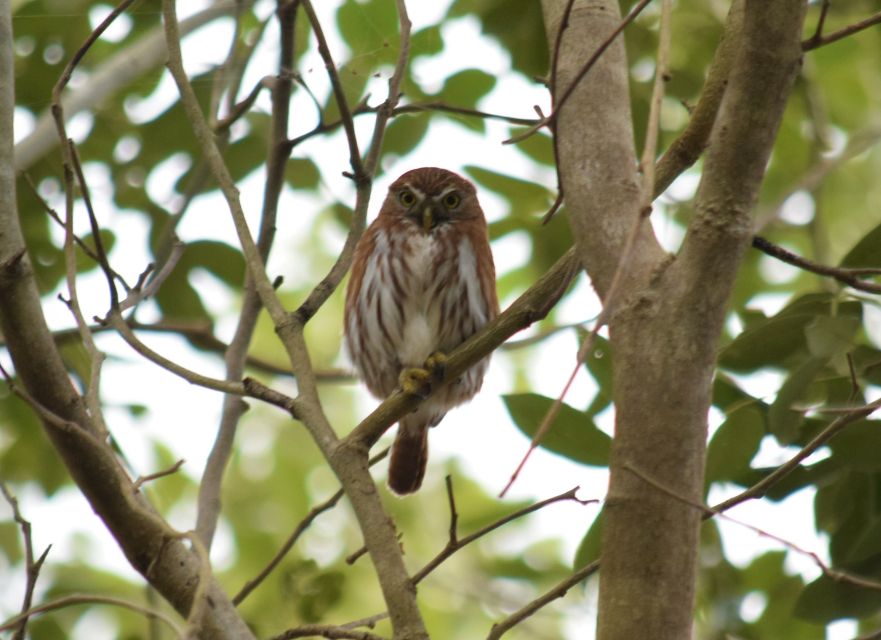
[2,0,881,638]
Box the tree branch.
[751,236,881,294]
[487,560,600,639]
[0,481,51,640]
[197,0,302,550]
[14,0,251,171]
[0,594,184,638]
[802,9,881,51]
[0,3,254,634]
[412,480,590,585]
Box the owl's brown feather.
[344,167,498,494]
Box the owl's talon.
[424,351,447,383]
[399,367,432,398]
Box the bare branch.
[506,0,653,145]
[133,459,186,492]
[803,9,881,51]
[712,395,881,514]
[626,463,881,592]
[300,0,365,181]
[412,483,591,585]
[15,1,252,171]
[486,561,600,639]
[0,595,184,638]
[295,0,412,323]
[0,481,51,640]
[751,236,881,294]
[197,0,302,549]
[270,625,385,640]
[233,448,391,606]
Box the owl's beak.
[421,205,435,232]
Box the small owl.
[344,167,499,494]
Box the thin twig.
[505,0,653,145]
[270,625,385,640]
[295,0,412,323]
[196,0,301,550]
[69,145,117,308]
[638,0,673,197]
[22,173,131,291]
[486,560,600,639]
[286,101,536,151]
[133,459,186,492]
[16,319,352,381]
[300,0,364,180]
[712,396,881,514]
[233,448,391,606]
[626,462,881,592]
[444,476,459,545]
[751,236,881,294]
[808,0,832,45]
[0,595,183,638]
[500,205,650,498]
[1,481,51,640]
[803,9,881,50]
[412,485,591,585]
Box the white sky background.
[0,1,862,638]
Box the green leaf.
[719,294,862,372]
[828,420,881,472]
[285,157,321,190]
[502,393,610,466]
[706,406,765,484]
[840,220,881,269]
[847,515,881,565]
[768,357,826,445]
[449,0,548,77]
[184,240,246,288]
[511,129,555,166]
[804,315,860,359]
[439,69,496,109]
[573,513,603,569]
[465,165,553,217]
[795,573,881,623]
[382,114,430,157]
[0,521,22,565]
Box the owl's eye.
[442,192,461,209]
[398,189,417,207]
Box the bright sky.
[2,1,860,638]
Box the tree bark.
[543,1,807,638]
[0,4,253,637]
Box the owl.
[344,167,499,494]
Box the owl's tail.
[388,418,429,495]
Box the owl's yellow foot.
[424,351,447,382]
[399,351,448,398]
[399,367,432,398]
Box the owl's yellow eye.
[398,189,417,207]
[442,192,461,209]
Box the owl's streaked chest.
[397,228,449,365]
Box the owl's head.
[381,167,484,232]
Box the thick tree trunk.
[543,1,807,638]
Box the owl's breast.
[396,231,446,366]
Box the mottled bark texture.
[542,1,807,638]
